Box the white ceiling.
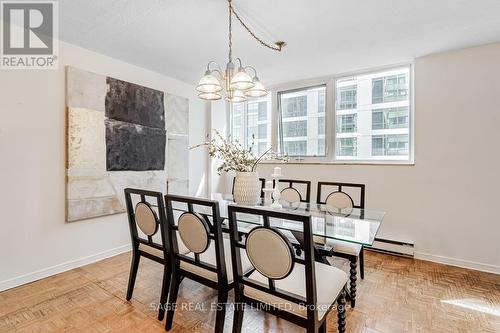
[60,0,500,86]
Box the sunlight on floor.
[442,298,500,317]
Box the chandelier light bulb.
[244,77,268,97]
[230,69,255,91]
[196,71,222,93]
[226,89,247,103]
[198,91,222,100]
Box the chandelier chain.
[228,0,233,61]
[230,4,284,52]
[197,0,280,101]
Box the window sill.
[258,160,415,166]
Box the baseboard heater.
[365,238,414,258]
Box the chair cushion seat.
[327,239,362,256]
[139,243,165,259]
[180,238,253,283]
[244,262,348,320]
[139,235,190,260]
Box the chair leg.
[337,288,347,333]
[165,271,181,331]
[318,321,326,333]
[349,256,357,308]
[232,301,244,333]
[126,252,140,301]
[359,247,365,280]
[214,290,228,333]
[306,319,317,333]
[157,264,172,321]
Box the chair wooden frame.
[317,181,365,308]
[163,194,230,332]
[274,179,311,203]
[124,188,171,321]
[272,179,327,264]
[228,205,347,333]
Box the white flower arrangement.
[190,130,287,174]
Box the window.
[336,114,357,133]
[231,102,245,144]
[258,102,267,121]
[230,96,272,157]
[238,65,412,164]
[336,138,357,157]
[372,134,409,156]
[334,67,411,161]
[372,73,408,104]
[336,84,357,110]
[283,141,307,156]
[372,107,409,130]
[282,95,307,117]
[283,120,307,137]
[278,85,326,157]
[317,139,325,155]
[258,123,267,139]
[318,117,325,135]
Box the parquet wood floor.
[1,251,499,332]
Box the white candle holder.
[271,174,282,209]
[263,188,274,206]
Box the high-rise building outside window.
[335,67,411,161]
[278,85,326,157]
[230,96,272,157]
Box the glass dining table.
[169,193,385,306]
[173,193,385,248]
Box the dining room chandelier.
[196,0,285,102]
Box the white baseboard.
[2,245,497,292]
[414,251,500,275]
[0,244,132,292]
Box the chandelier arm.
[206,61,222,72]
[234,57,243,69]
[243,65,258,77]
[212,68,225,80]
[230,5,285,52]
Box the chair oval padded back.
[178,212,210,254]
[135,202,158,236]
[326,191,354,210]
[280,187,301,204]
[246,227,294,280]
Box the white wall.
[0,41,209,290]
[253,43,500,273]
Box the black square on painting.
[104,77,166,171]
[105,119,166,171]
[105,77,165,129]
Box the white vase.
[233,171,261,205]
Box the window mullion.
[327,78,335,161]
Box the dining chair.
[124,188,172,321]
[274,179,311,204]
[317,181,365,308]
[163,194,253,332]
[228,205,348,333]
[232,177,266,198]
[272,179,330,264]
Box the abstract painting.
[66,67,189,222]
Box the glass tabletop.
[170,194,385,247]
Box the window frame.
[272,79,335,162]
[332,64,414,164]
[229,63,414,165]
